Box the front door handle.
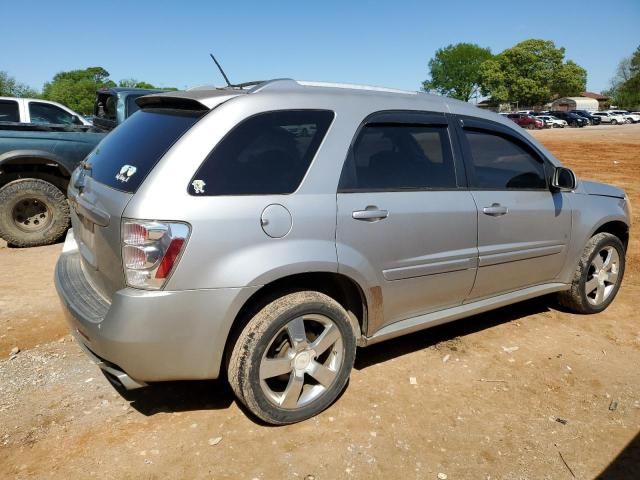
[482,203,509,216]
[352,208,389,221]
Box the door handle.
[352,208,389,221]
[482,203,509,216]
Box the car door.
[454,116,572,300]
[27,101,75,125]
[336,111,479,334]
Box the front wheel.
[228,291,357,424]
[612,119,618,125]
[0,178,70,247]
[557,233,625,314]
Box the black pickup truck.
[0,123,105,247]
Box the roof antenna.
[209,53,232,87]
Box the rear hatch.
[68,107,206,300]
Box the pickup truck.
[93,87,168,131]
[0,123,104,246]
[0,97,91,126]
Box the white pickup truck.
[0,97,90,126]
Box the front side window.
[462,129,547,189]
[0,100,19,122]
[189,110,334,196]
[339,124,457,191]
[29,102,74,125]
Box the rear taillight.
[122,220,190,290]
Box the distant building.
[580,91,610,110]
[550,96,599,112]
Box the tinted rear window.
[86,109,202,193]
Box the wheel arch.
[0,151,72,192]
[222,271,370,372]
[592,220,630,250]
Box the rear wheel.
[557,233,625,314]
[0,178,70,247]
[228,291,357,424]
[612,119,618,125]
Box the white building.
[550,96,599,112]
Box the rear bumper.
[55,229,258,385]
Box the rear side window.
[339,124,457,191]
[0,100,19,122]
[189,110,334,196]
[29,102,74,125]
[462,129,547,189]
[95,93,117,120]
[87,109,203,193]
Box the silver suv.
[55,79,631,424]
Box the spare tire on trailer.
[0,178,70,247]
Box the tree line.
[0,67,175,115]
[2,42,638,113]
[423,39,639,110]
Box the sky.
[2,0,639,95]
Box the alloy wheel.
[585,246,620,306]
[259,313,344,409]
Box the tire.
[0,178,70,247]
[526,124,534,130]
[557,233,625,314]
[228,291,357,425]
[612,119,618,125]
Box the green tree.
[607,46,640,109]
[42,67,115,115]
[0,71,39,97]
[479,39,587,107]
[422,43,493,101]
[118,78,156,89]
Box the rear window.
[0,100,20,122]
[189,110,334,196]
[95,93,117,120]
[86,109,203,193]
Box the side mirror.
[551,167,577,191]
[71,115,83,125]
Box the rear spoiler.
[135,96,210,111]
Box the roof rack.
[250,79,417,95]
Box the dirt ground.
[1,124,639,479]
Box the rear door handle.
[352,208,389,221]
[482,203,509,216]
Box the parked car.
[507,113,544,129]
[92,87,169,131]
[570,110,602,125]
[0,123,105,246]
[516,110,538,116]
[55,79,630,424]
[606,110,640,124]
[592,112,626,125]
[0,97,90,126]
[535,115,567,128]
[548,111,588,127]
